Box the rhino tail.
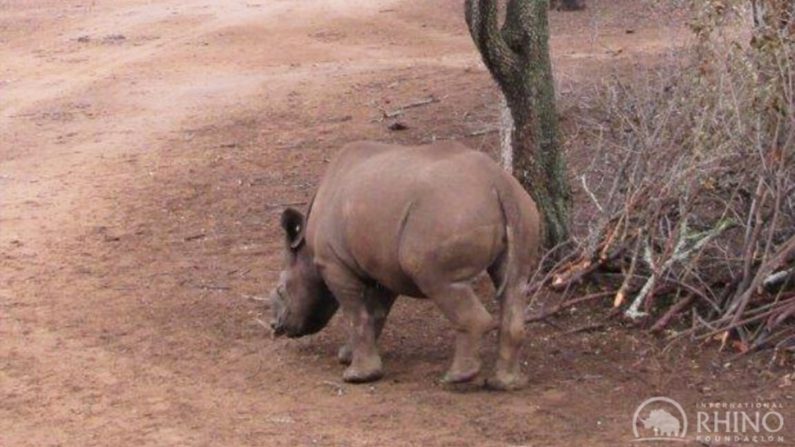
[493,185,522,302]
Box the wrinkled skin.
[270,141,541,390]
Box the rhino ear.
[280,207,306,250]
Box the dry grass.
[530,1,794,359]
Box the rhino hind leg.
[420,281,495,384]
[486,256,527,391]
[486,260,530,391]
[338,287,397,365]
[487,284,529,391]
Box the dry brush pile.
[529,2,794,359]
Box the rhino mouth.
[270,321,287,337]
[269,284,339,338]
[271,318,320,339]
[270,287,289,338]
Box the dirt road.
[1,1,791,446]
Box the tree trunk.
[465,0,572,248]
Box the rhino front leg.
[337,287,395,365]
[341,301,383,383]
[324,267,385,383]
[338,286,396,365]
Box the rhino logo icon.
[642,409,681,437]
[632,397,688,442]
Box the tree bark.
[465,0,572,247]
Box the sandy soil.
[1,0,792,446]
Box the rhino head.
[269,208,339,338]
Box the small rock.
[388,121,408,131]
[103,34,126,42]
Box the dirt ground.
[1,0,792,446]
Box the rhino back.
[307,141,536,295]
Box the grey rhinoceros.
[269,141,541,390]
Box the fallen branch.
[650,295,696,333]
[467,127,499,137]
[379,96,440,120]
[525,290,616,323]
[194,284,230,291]
[550,246,625,291]
[559,322,606,336]
[625,218,735,320]
[727,234,795,325]
[244,294,271,306]
[255,318,270,331]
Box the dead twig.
[244,294,271,306]
[559,322,607,336]
[195,284,230,291]
[525,290,616,323]
[378,96,440,120]
[650,295,696,333]
[467,127,499,137]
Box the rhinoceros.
[269,141,541,390]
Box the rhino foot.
[485,372,528,391]
[342,364,384,383]
[441,360,481,384]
